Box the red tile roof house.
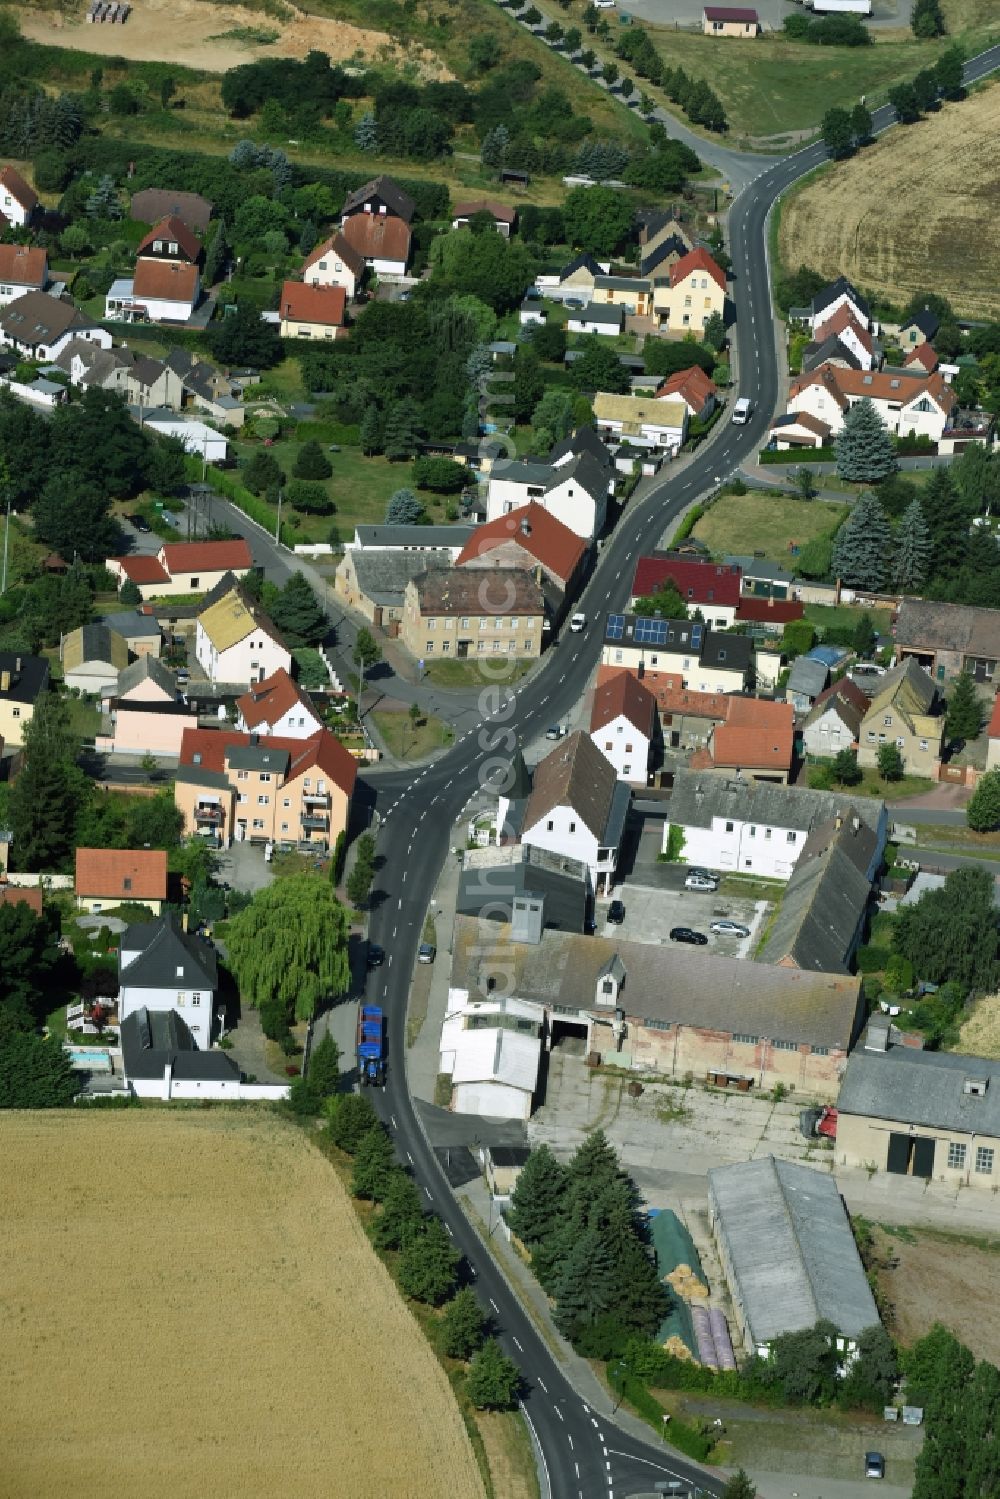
[235,668,324,740]
[174,725,356,850]
[106,538,253,601]
[0,164,38,228]
[735,595,805,636]
[690,698,796,783]
[455,503,586,597]
[340,179,415,276]
[301,232,366,297]
[589,669,658,783]
[904,342,939,375]
[0,244,47,308]
[75,848,169,915]
[629,554,742,629]
[806,303,877,373]
[278,280,346,341]
[654,366,718,419]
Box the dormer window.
[964,1077,989,1097]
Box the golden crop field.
[0,1110,486,1499]
[778,85,1000,321]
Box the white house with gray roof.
[118,912,218,1048]
[518,731,630,895]
[485,427,614,540]
[708,1156,879,1358]
[666,768,887,881]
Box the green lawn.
[694,491,846,562]
[804,602,894,637]
[647,28,955,141]
[422,658,534,688]
[63,696,102,740]
[232,438,417,541]
[369,708,453,760]
[857,768,935,801]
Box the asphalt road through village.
[355,47,1000,1499]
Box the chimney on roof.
[835,813,843,830]
[852,814,860,834]
[249,733,258,746]
[520,516,531,537]
[0,671,9,693]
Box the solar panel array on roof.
[634,617,669,645]
[607,613,626,639]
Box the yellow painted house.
[652,247,727,333]
[0,652,49,748]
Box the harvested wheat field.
[19,0,449,78]
[779,85,1000,320]
[0,1110,485,1499]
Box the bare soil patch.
[19,0,449,77]
[0,1109,484,1499]
[875,1223,1000,1364]
[778,85,1000,320]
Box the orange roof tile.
[709,715,794,772]
[111,555,170,585]
[455,503,585,584]
[813,303,873,353]
[341,213,411,266]
[279,280,346,327]
[789,362,956,414]
[180,726,356,798]
[668,247,726,294]
[654,365,717,413]
[904,342,938,372]
[0,884,43,914]
[132,259,199,304]
[236,668,316,731]
[302,231,365,278]
[75,847,168,902]
[0,243,46,287]
[160,539,252,575]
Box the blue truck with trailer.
[358,1004,386,1087]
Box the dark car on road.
[367,943,385,968]
[607,899,625,925]
[670,926,708,946]
[128,513,151,533]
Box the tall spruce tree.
[835,397,897,484]
[552,1227,618,1336]
[507,1145,569,1245]
[893,497,931,592]
[920,466,966,584]
[370,1169,425,1250]
[831,492,891,589]
[945,670,983,744]
[397,1218,460,1305]
[9,693,87,872]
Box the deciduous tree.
[466,1339,521,1410]
[225,875,351,1022]
[894,867,1000,991]
[327,1092,379,1152]
[967,770,1000,833]
[442,1287,488,1360]
[821,106,855,159]
[877,742,904,781]
[0,1028,78,1107]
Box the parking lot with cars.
[597,879,767,958]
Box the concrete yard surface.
[599,880,768,957]
[529,1051,833,1186]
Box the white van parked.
[731,397,752,425]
